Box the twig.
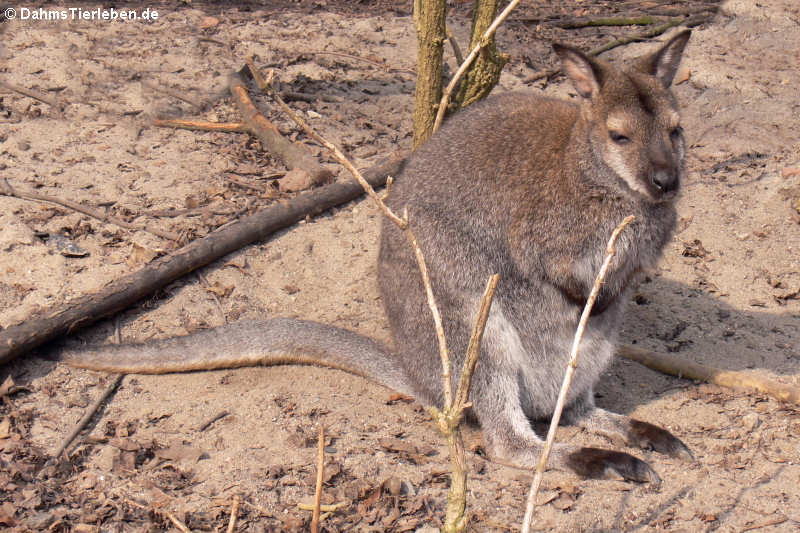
[224,174,268,193]
[142,80,203,109]
[246,59,407,228]
[521,215,635,533]
[153,118,248,133]
[165,510,192,533]
[197,410,230,431]
[240,499,274,518]
[618,345,800,405]
[433,0,521,132]
[552,16,664,29]
[311,425,325,533]
[308,50,415,75]
[52,373,124,459]
[0,79,64,110]
[441,7,513,119]
[53,316,125,460]
[226,495,240,533]
[740,515,788,532]
[523,15,708,84]
[445,26,465,66]
[428,273,500,533]
[196,270,227,325]
[0,178,181,241]
[297,502,347,512]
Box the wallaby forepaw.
[628,420,694,461]
[566,447,661,484]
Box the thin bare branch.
[521,215,635,533]
[311,425,325,533]
[433,0,521,132]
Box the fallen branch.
[229,71,333,187]
[0,178,181,241]
[618,344,800,405]
[0,152,406,366]
[522,216,635,533]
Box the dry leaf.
[781,167,800,178]
[0,418,10,439]
[126,243,157,267]
[675,66,691,85]
[279,169,313,193]
[0,502,16,526]
[386,393,414,404]
[0,376,14,397]
[155,444,205,463]
[206,282,233,298]
[108,437,141,452]
[198,16,219,28]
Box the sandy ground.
[0,0,799,531]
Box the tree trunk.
[453,0,509,111]
[412,0,447,148]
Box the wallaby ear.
[637,29,691,88]
[553,43,603,99]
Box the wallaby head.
[553,30,691,203]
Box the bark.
[453,0,509,111]
[412,0,447,148]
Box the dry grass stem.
[226,495,240,533]
[521,215,635,533]
[311,425,325,533]
[433,0,521,132]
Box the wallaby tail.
[57,318,414,396]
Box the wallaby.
[58,30,693,482]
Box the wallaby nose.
[651,170,678,194]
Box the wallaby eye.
[609,131,630,145]
[669,126,683,140]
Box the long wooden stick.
[0,152,405,366]
[522,216,635,533]
[618,344,800,405]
